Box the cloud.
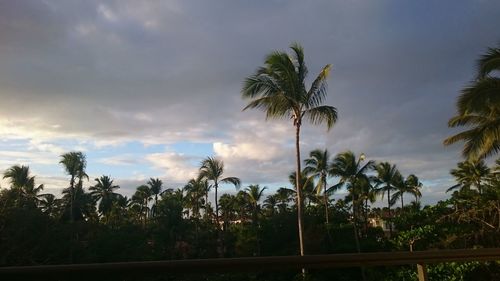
[145,152,198,183]
[0,0,499,204]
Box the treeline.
[1,150,499,280]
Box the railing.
[0,248,498,281]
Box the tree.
[374,162,400,237]
[147,178,163,217]
[2,165,44,205]
[244,184,266,226]
[131,185,152,225]
[60,152,88,223]
[448,160,491,194]
[38,193,60,217]
[288,170,318,207]
[329,151,373,281]
[184,178,206,219]
[89,175,120,219]
[444,45,500,160]
[242,43,337,256]
[304,149,332,224]
[198,157,241,226]
[391,174,423,208]
[330,151,374,252]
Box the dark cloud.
[1,1,499,204]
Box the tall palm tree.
[198,157,241,225]
[444,45,500,160]
[242,43,337,256]
[448,160,491,194]
[89,175,120,218]
[3,165,44,204]
[60,151,87,223]
[374,162,400,237]
[147,178,163,217]
[304,149,332,224]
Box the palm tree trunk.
[70,175,75,223]
[387,187,392,237]
[69,174,75,263]
[323,177,329,224]
[401,195,404,210]
[364,198,369,236]
[352,200,367,281]
[215,181,219,227]
[295,124,305,257]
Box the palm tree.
[374,162,400,237]
[147,178,163,217]
[184,178,206,219]
[288,170,318,207]
[61,184,96,221]
[329,151,374,252]
[263,194,278,216]
[448,160,491,194]
[244,184,266,256]
[38,193,60,217]
[3,165,44,205]
[275,187,294,213]
[304,149,332,224]
[392,174,423,209]
[242,43,337,256]
[330,151,372,281]
[198,157,241,225]
[60,151,87,223]
[131,185,153,225]
[89,175,120,219]
[244,184,266,225]
[444,45,500,160]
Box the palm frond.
[303,105,338,130]
[290,42,308,82]
[477,46,500,79]
[221,177,241,189]
[242,74,280,99]
[306,64,332,108]
[457,77,500,115]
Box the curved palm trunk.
[295,124,305,257]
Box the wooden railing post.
[417,263,428,281]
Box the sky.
[0,0,499,205]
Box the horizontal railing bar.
[1,248,499,279]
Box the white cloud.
[145,152,198,183]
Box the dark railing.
[1,248,499,281]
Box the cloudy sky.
[0,0,499,204]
